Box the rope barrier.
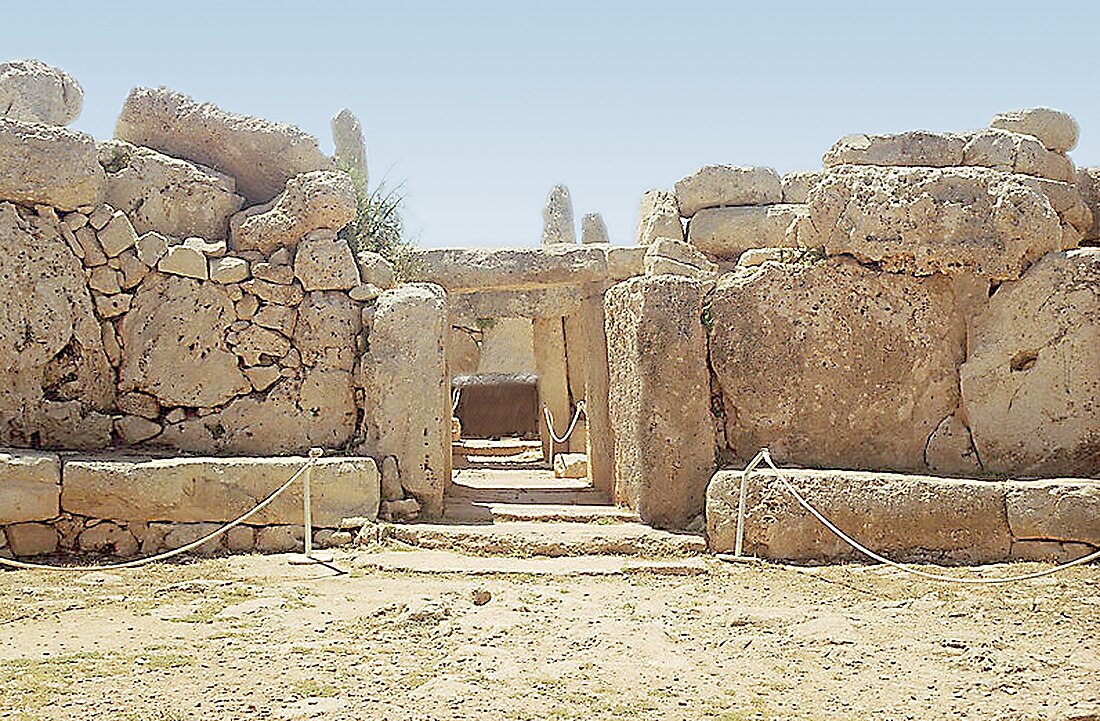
[451,388,461,414]
[0,451,324,572]
[726,448,1100,584]
[544,401,586,463]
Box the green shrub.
[337,164,418,279]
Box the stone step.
[443,502,642,525]
[350,549,709,576]
[452,439,542,457]
[385,521,706,559]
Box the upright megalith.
[331,108,368,184]
[580,212,609,244]
[0,59,83,126]
[359,284,450,518]
[541,184,576,245]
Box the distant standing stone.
[580,212,609,244]
[541,184,576,245]
[331,108,368,184]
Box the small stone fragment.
[157,244,208,280]
[209,256,250,284]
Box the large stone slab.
[792,165,1065,281]
[61,455,379,526]
[635,189,683,244]
[606,276,714,528]
[359,284,450,517]
[706,469,1012,563]
[115,87,334,205]
[686,204,804,258]
[0,450,60,524]
[960,129,1075,183]
[960,249,1100,477]
[0,59,82,126]
[447,285,587,320]
[408,246,609,292]
[708,257,966,472]
[230,171,356,255]
[0,118,105,210]
[990,107,1079,153]
[822,130,966,168]
[99,140,244,240]
[674,165,782,217]
[1005,480,1100,546]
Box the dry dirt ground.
[0,552,1097,721]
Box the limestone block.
[94,210,136,257]
[448,328,480,377]
[1075,167,1100,243]
[100,140,243,241]
[158,523,222,555]
[736,247,799,268]
[541,184,575,245]
[447,285,587,319]
[1005,480,1100,546]
[960,249,1100,477]
[114,415,162,444]
[135,231,168,267]
[923,413,982,476]
[636,189,683,245]
[409,246,608,292]
[961,129,1075,183]
[359,284,449,517]
[37,400,113,450]
[553,453,588,479]
[0,450,60,524]
[252,261,294,284]
[606,276,714,528]
[355,250,395,289]
[348,283,381,302]
[157,244,208,280]
[990,107,1079,153]
[709,257,966,471]
[209,256,250,284]
[5,522,58,556]
[253,304,297,336]
[241,278,304,306]
[230,325,291,366]
[533,317,570,459]
[63,456,379,526]
[118,251,148,289]
[1016,175,1093,242]
[0,59,82,125]
[331,108,368,182]
[78,522,139,556]
[94,293,132,319]
[476,318,536,375]
[294,291,360,371]
[243,365,280,392]
[792,166,1065,281]
[294,235,361,290]
[580,212,610,244]
[255,525,305,553]
[780,171,821,204]
[822,131,966,168]
[706,470,1012,563]
[119,275,250,407]
[0,118,105,210]
[380,455,402,502]
[674,165,782,217]
[607,245,646,280]
[115,86,334,204]
[687,204,804,258]
[230,171,356,255]
[88,266,121,295]
[644,237,717,278]
[225,525,255,552]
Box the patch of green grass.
[288,679,340,699]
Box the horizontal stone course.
[0,450,61,524]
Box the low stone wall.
[0,449,379,558]
[706,469,1100,564]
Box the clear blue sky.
[7,0,1100,247]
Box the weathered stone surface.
[1005,480,1100,546]
[331,108,368,183]
[607,245,646,280]
[241,278,304,306]
[541,184,575,245]
[961,128,1075,183]
[96,210,137,257]
[687,204,804,258]
[115,87,334,204]
[447,285,588,320]
[960,249,1100,477]
[294,235,360,291]
[355,250,395,288]
[1017,175,1093,242]
[781,171,821,204]
[135,231,168,266]
[255,525,305,553]
[990,107,1079,153]
[736,247,800,268]
[447,328,480,377]
[252,261,294,284]
[706,469,1012,562]
[78,522,139,556]
[157,243,208,280]
[823,131,966,168]
[230,325,291,366]
[62,456,380,526]
[923,413,982,476]
[0,119,105,210]
[644,237,717,278]
[37,400,113,450]
[209,256,250,284]
[1076,167,1100,243]
[476,318,535,375]
[119,275,250,407]
[114,415,162,444]
[606,276,714,528]
[0,59,82,125]
[252,304,297,336]
[533,316,570,459]
[709,257,966,471]
[230,171,356,255]
[409,246,608,292]
[380,455,402,502]
[580,212,609,245]
[5,522,58,556]
[359,284,449,517]
[674,165,782,217]
[294,291,360,371]
[99,140,244,240]
[0,450,60,524]
[0,203,113,445]
[553,453,588,479]
[793,166,1065,281]
[636,189,683,245]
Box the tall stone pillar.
[532,316,570,461]
[541,184,576,245]
[581,283,613,494]
[563,312,588,453]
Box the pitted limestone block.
[5,522,58,556]
[62,456,379,526]
[331,108,368,183]
[706,469,1012,563]
[0,59,83,125]
[606,275,714,529]
[0,118,105,210]
[674,165,782,217]
[643,237,717,278]
[408,246,609,292]
[294,291,360,371]
[230,171,356,255]
[1075,167,1100,243]
[960,249,1100,477]
[541,184,575,245]
[823,130,966,168]
[115,87,334,205]
[792,165,1065,281]
[636,189,684,245]
[1005,480,1100,546]
[990,107,1079,153]
[355,250,395,288]
[0,450,60,524]
[709,257,965,472]
[607,245,647,280]
[961,128,1075,183]
[687,204,804,259]
[780,171,821,204]
[294,235,360,291]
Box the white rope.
[730,448,1100,584]
[451,388,461,414]
[544,401,586,462]
[0,453,322,572]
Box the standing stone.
[359,284,450,517]
[562,313,587,453]
[581,284,613,494]
[636,189,683,245]
[0,59,83,126]
[580,212,610,245]
[331,109,368,185]
[541,184,576,245]
[605,275,714,528]
[533,317,571,460]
